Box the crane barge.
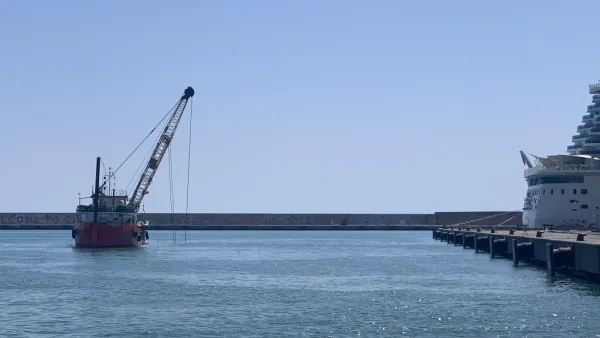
[72,86,195,248]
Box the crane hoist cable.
[184,98,194,242]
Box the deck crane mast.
[127,86,195,213]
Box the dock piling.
[476,235,490,253]
[464,235,475,249]
[512,239,518,265]
[545,243,555,276]
[455,233,464,246]
[492,238,507,257]
[432,227,600,283]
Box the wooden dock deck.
[433,227,600,281]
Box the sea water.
[1,230,599,337]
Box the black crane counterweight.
[183,86,195,99]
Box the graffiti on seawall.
[0,211,524,226]
[263,215,316,225]
[0,213,81,225]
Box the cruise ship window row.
[528,188,589,196]
[527,175,584,186]
[542,188,588,195]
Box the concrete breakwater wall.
[0,211,522,229]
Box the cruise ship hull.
[521,156,600,229]
[73,222,147,248]
[522,181,600,229]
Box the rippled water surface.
[1,230,600,337]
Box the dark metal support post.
[93,157,101,223]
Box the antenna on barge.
[93,157,101,223]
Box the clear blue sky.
[1,0,599,213]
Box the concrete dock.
[433,227,600,281]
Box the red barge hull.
[73,222,147,248]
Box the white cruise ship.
[521,81,600,228]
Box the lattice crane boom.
[128,86,195,212]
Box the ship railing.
[589,82,600,93]
[76,204,136,213]
[101,189,128,197]
[113,189,128,196]
[526,164,600,175]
